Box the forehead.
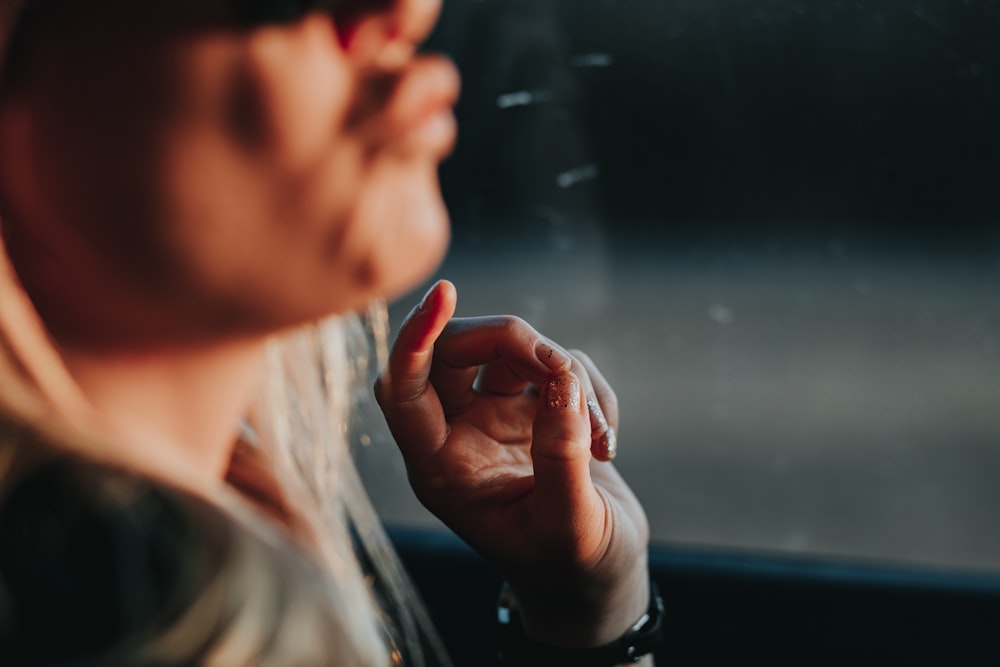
[0,0,269,88]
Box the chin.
[372,213,450,307]
[359,167,452,306]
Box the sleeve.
[0,455,233,666]
[0,452,359,667]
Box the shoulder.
[0,438,339,666]
[0,440,230,664]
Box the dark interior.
[392,527,1000,665]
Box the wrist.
[497,575,663,666]
[509,556,650,648]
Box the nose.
[334,0,443,70]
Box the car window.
[356,0,1000,572]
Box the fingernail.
[587,398,610,432]
[414,281,440,313]
[587,398,617,460]
[600,428,618,460]
[546,373,581,410]
[536,340,572,371]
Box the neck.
[60,336,269,493]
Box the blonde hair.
[248,310,451,667]
[0,2,451,664]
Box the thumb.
[376,280,456,460]
[380,280,456,403]
[530,372,601,545]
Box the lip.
[406,106,458,157]
[378,54,461,155]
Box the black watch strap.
[496,580,663,667]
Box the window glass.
[356,0,1000,571]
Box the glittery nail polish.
[600,428,618,460]
[546,373,581,410]
[587,398,609,431]
[587,398,618,460]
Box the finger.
[559,355,602,453]
[429,359,479,416]
[429,316,572,413]
[375,280,456,460]
[570,350,620,462]
[476,360,532,397]
[337,0,443,70]
[529,371,605,557]
[556,352,614,462]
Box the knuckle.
[535,433,588,462]
[603,387,620,409]
[497,314,531,337]
[567,350,591,374]
[495,316,540,359]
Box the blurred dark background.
[356,0,1000,572]
[435,0,1000,244]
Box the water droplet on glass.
[708,304,735,326]
[570,53,614,68]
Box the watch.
[496,580,664,666]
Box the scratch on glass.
[570,53,614,68]
[556,163,599,189]
[496,90,552,110]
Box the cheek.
[155,126,369,326]
[150,33,367,318]
[239,19,354,170]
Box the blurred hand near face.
[376,281,651,648]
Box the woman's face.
[0,0,457,345]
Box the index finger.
[429,316,574,407]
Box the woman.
[0,0,654,665]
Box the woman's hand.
[375,281,651,648]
